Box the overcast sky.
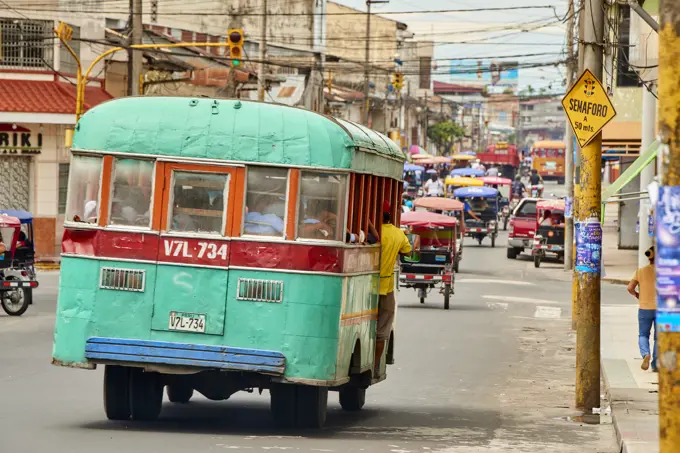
[333,0,570,92]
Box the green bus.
[52,97,406,428]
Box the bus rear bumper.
[84,337,286,375]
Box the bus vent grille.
[100,267,146,292]
[236,278,283,303]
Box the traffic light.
[392,72,404,91]
[227,29,244,67]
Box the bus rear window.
[110,158,154,228]
[170,172,228,234]
[65,155,103,224]
[243,167,288,237]
[298,172,348,242]
[546,149,557,158]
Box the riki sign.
[0,124,42,155]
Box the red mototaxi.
[0,215,39,312]
[531,199,566,268]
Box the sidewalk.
[599,202,659,453]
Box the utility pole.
[564,0,576,272]
[575,0,604,412]
[572,0,585,331]
[363,0,388,125]
[657,2,680,449]
[638,82,656,267]
[257,0,267,102]
[127,0,143,96]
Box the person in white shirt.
[423,174,444,197]
[486,165,499,177]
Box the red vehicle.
[532,199,566,267]
[506,198,539,259]
[477,142,520,179]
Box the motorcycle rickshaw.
[399,211,458,309]
[444,176,482,198]
[479,176,512,230]
[532,199,566,268]
[454,186,500,247]
[412,197,465,273]
[0,212,39,316]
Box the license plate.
[169,311,206,333]
[435,255,446,262]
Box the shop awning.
[0,79,113,124]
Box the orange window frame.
[286,169,300,240]
[97,156,114,227]
[157,162,244,236]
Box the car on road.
[507,198,539,259]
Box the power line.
[3,5,560,17]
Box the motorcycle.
[530,184,544,198]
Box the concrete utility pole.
[574,0,604,412]
[657,2,680,449]
[362,0,388,125]
[638,82,656,268]
[257,0,267,102]
[127,0,143,96]
[564,0,576,272]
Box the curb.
[602,277,629,286]
[601,358,626,453]
[35,263,60,271]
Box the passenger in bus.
[84,200,97,222]
[244,195,285,236]
[300,199,336,239]
[171,188,198,231]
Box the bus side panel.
[336,273,379,380]
[225,270,342,381]
[53,257,100,364]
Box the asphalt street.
[0,221,625,452]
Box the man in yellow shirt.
[375,200,413,376]
[627,246,657,372]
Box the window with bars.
[0,18,54,69]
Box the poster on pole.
[656,186,680,332]
[561,69,617,148]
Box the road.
[0,225,623,452]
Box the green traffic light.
[232,60,241,67]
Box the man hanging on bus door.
[376,200,412,376]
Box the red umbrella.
[413,197,464,212]
[479,176,512,186]
[400,211,458,228]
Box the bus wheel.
[129,369,163,421]
[270,384,297,428]
[339,386,366,411]
[166,383,194,403]
[296,386,328,428]
[104,365,130,420]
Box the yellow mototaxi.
[444,176,483,197]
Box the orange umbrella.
[413,197,465,211]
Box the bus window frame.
[103,156,157,232]
[296,170,349,244]
[160,162,240,238]
[241,166,291,241]
[63,153,105,229]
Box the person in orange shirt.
[627,246,657,372]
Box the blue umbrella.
[450,168,484,177]
[404,163,425,172]
[426,169,438,174]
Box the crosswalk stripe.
[534,306,562,319]
[482,295,559,305]
[458,279,535,286]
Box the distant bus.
[530,140,566,184]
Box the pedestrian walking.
[375,200,412,376]
[423,173,444,197]
[627,246,658,372]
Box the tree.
[427,121,465,155]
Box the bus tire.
[339,387,366,411]
[296,385,328,429]
[270,384,297,428]
[104,365,131,420]
[129,369,163,421]
[166,383,194,403]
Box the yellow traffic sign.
[561,69,616,147]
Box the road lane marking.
[534,306,562,319]
[486,302,509,310]
[482,295,559,305]
[458,279,535,286]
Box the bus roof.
[531,140,566,149]
[73,97,406,179]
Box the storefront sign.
[575,218,602,274]
[656,186,680,332]
[0,124,42,155]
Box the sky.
[333,0,571,92]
